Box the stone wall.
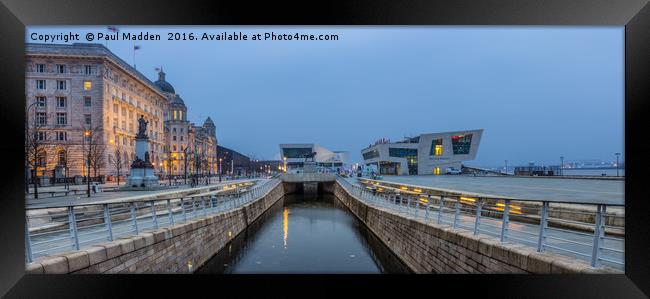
[26,181,285,274]
[333,183,620,274]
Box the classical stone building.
[25,43,218,181]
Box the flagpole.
[133,43,136,69]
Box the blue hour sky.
[26,26,624,167]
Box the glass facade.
[452,134,472,155]
[362,149,379,160]
[282,148,313,159]
[389,148,418,175]
[430,138,443,156]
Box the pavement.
[366,175,624,206]
[26,178,265,210]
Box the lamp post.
[560,156,564,176]
[219,157,223,182]
[84,129,93,197]
[615,153,620,177]
[504,160,508,175]
[283,156,287,173]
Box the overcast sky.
[26,26,624,167]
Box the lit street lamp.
[219,157,223,182]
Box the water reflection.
[196,193,411,274]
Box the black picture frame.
[0,0,648,297]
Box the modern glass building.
[279,143,349,172]
[361,129,483,175]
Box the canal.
[196,193,411,274]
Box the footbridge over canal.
[25,174,622,274]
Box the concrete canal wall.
[26,181,286,274]
[333,183,619,274]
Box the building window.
[173,127,176,132]
[282,148,313,159]
[57,80,66,90]
[36,131,46,141]
[180,128,184,133]
[36,64,45,73]
[179,111,183,120]
[173,145,177,151]
[84,114,91,126]
[430,138,443,156]
[36,80,46,90]
[173,110,177,120]
[56,96,66,108]
[180,136,183,141]
[362,149,379,160]
[56,113,67,125]
[36,96,46,107]
[36,112,47,125]
[84,65,92,75]
[84,96,92,107]
[173,135,177,141]
[36,151,46,167]
[83,81,92,90]
[55,131,67,141]
[57,64,66,74]
[451,134,473,155]
[113,104,118,113]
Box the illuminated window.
[83,80,92,90]
[430,138,443,156]
[433,167,441,175]
[179,111,183,120]
[173,110,177,120]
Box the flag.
[134,45,141,50]
[107,26,119,33]
[155,67,160,72]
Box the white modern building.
[361,129,483,175]
[279,143,349,171]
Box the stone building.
[25,43,218,181]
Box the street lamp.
[615,153,621,177]
[84,129,93,197]
[219,157,223,182]
[283,156,287,173]
[560,156,564,176]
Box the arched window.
[36,151,47,167]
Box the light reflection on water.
[196,193,410,274]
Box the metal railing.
[336,177,624,270]
[25,178,281,263]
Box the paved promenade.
[374,175,623,205]
[26,178,262,209]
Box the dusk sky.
[26,26,624,167]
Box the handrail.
[25,178,281,263]
[336,176,623,270]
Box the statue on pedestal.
[137,115,148,139]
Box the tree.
[25,110,52,199]
[55,143,75,190]
[86,126,106,178]
[112,146,125,186]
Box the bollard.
[591,204,606,267]
[104,204,113,241]
[474,199,482,236]
[500,200,510,243]
[537,201,549,252]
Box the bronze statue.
[137,115,148,138]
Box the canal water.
[195,193,411,274]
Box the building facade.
[279,143,349,171]
[361,129,483,175]
[25,43,218,181]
